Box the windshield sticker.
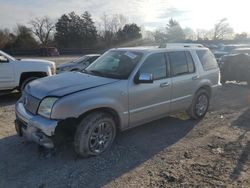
[124,51,137,59]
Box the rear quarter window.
[196,50,218,71]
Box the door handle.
[192,75,200,80]
[160,82,170,88]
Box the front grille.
[23,93,40,115]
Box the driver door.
[0,55,15,89]
[128,53,172,127]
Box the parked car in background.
[0,50,56,92]
[220,53,250,85]
[214,51,228,62]
[213,44,250,62]
[231,48,250,55]
[40,47,60,56]
[15,44,220,157]
[56,54,100,73]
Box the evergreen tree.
[117,23,142,43]
[55,11,97,48]
[166,18,185,42]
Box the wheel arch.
[19,72,47,86]
[77,107,121,129]
[53,107,121,145]
[197,85,212,98]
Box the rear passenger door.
[167,51,199,112]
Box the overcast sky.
[0,0,250,33]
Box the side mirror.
[134,72,153,84]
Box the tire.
[20,77,39,92]
[74,112,116,158]
[187,89,210,120]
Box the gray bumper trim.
[15,102,58,136]
[15,119,54,148]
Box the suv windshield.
[85,50,143,79]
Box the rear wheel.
[20,77,39,92]
[74,112,116,157]
[187,89,210,120]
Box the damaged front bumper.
[15,102,58,148]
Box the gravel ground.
[0,72,250,187]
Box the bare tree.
[99,13,128,46]
[213,18,233,40]
[99,14,127,35]
[110,14,127,33]
[30,16,55,47]
[196,29,213,40]
[0,29,10,49]
[183,27,196,40]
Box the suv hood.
[26,72,118,99]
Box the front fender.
[51,81,129,129]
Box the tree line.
[0,11,142,52]
[154,18,249,43]
[0,11,250,53]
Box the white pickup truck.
[0,50,56,92]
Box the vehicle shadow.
[229,108,250,181]
[0,91,21,107]
[0,115,197,188]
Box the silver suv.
[15,43,220,157]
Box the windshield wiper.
[84,70,125,79]
[82,69,89,74]
[88,70,106,77]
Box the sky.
[0,0,250,33]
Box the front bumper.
[15,102,58,148]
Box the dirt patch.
[0,83,250,187]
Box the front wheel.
[187,89,210,120]
[74,112,116,157]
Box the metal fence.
[4,48,106,56]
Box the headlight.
[50,64,56,75]
[38,97,58,118]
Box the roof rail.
[159,43,204,48]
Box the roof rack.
[159,43,204,48]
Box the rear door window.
[186,52,195,73]
[168,51,195,76]
[196,50,218,71]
